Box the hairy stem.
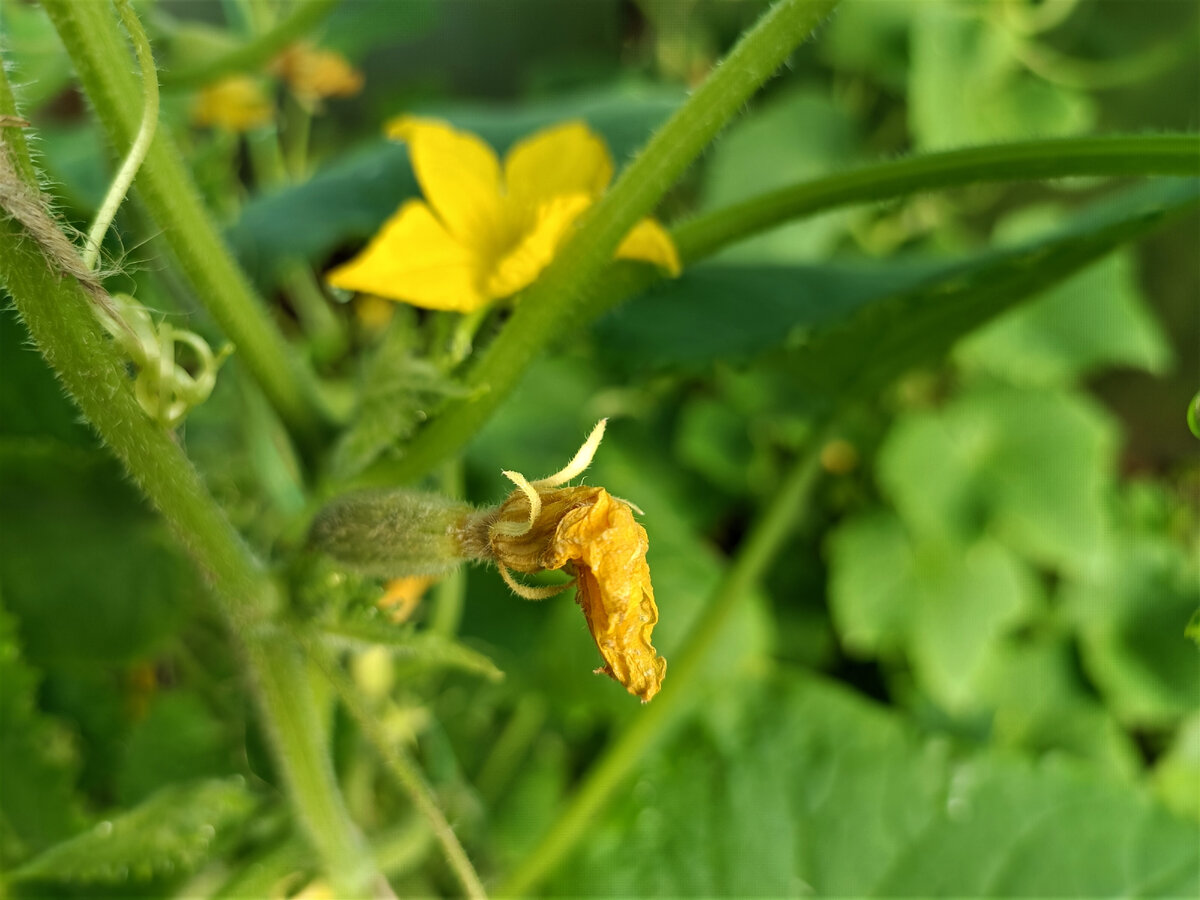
[359,0,840,487]
[42,0,328,447]
[0,141,377,899]
[500,422,832,896]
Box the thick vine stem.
[0,127,380,900]
[41,0,329,448]
[671,133,1200,263]
[356,0,841,487]
[499,420,833,896]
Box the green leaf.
[957,207,1173,384]
[116,692,238,806]
[0,443,199,663]
[909,0,1094,150]
[828,511,1040,711]
[826,511,914,655]
[226,88,682,287]
[0,596,84,866]
[1064,532,1200,727]
[597,179,1200,395]
[877,384,1118,572]
[10,777,257,884]
[559,676,1200,897]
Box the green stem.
[499,422,832,897]
[246,638,380,899]
[82,0,159,272]
[161,0,341,88]
[0,140,376,900]
[0,65,38,186]
[359,0,840,487]
[312,641,489,900]
[672,133,1200,263]
[42,0,328,447]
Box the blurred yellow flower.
[327,118,681,312]
[190,75,273,132]
[377,574,436,623]
[273,42,364,105]
[463,420,666,701]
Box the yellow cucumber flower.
[326,118,681,312]
[190,75,273,132]
[273,43,364,105]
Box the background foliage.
[1,0,1197,896]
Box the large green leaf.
[876,384,1118,572]
[558,676,1200,897]
[596,179,1200,404]
[226,88,682,287]
[10,777,256,885]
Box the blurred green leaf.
[829,511,1040,711]
[227,87,682,286]
[561,676,1200,897]
[1,0,75,110]
[909,0,1094,150]
[10,777,256,885]
[0,597,84,866]
[878,384,1117,572]
[974,637,1141,778]
[1064,532,1200,727]
[957,206,1172,384]
[1153,714,1200,822]
[117,692,238,807]
[0,444,199,663]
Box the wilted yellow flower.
[462,421,666,702]
[190,75,273,132]
[326,118,681,312]
[273,42,364,104]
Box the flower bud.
[308,489,472,578]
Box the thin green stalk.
[359,0,840,487]
[162,0,341,88]
[498,424,831,897]
[82,0,158,272]
[311,641,489,900]
[245,638,381,899]
[42,0,328,447]
[0,144,377,899]
[672,133,1200,263]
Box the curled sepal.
[308,489,473,579]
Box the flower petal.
[326,200,488,312]
[546,490,666,702]
[615,218,681,276]
[486,192,592,299]
[503,120,613,212]
[386,116,506,250]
